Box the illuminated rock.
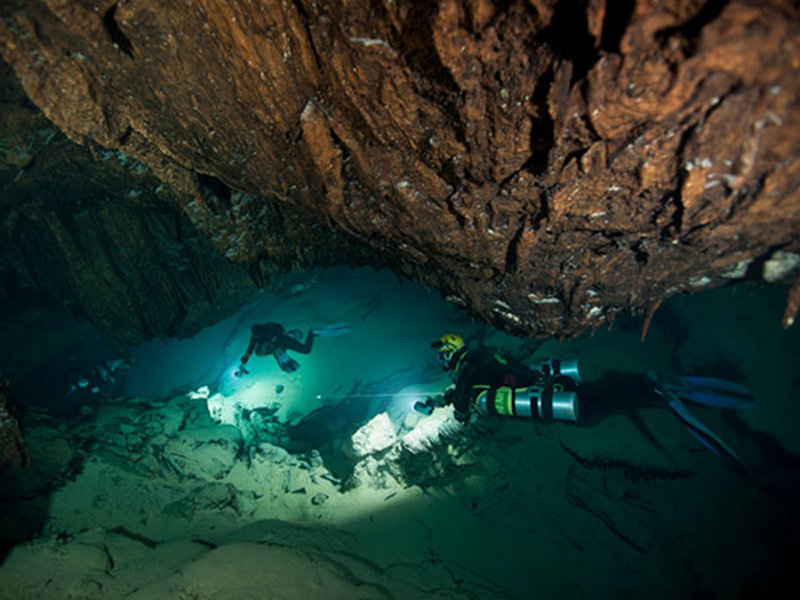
[345,412,397,459]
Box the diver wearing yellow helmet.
[431,333,467,371]
[419,333,756,473]
[424,333,580,425]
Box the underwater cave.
[1,1,799,599]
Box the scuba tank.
[472,383,579,422]
[472,357,581,422]
[528,357,581,383]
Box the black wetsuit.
[240,323,314,366]
[576,370,662,425]
[448,348,551,420]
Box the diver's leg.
[282,329,314,354]
[577,371,659,426]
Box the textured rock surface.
[345,411,397,458]
[0,63,375,348]
[0,375,27,468]
[1,383,797,598]
[1,0,799,339]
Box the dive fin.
[664,395,751,474]
[684,426,722,456]
[273,348,300,373]
[651,372,756,410]
[681,375,751,396]
[680,376,755,410]
[677,390,755,411]
[312,322,350,337]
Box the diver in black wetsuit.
[419,333,756,471]
[418,333,581,424]
[236,322,315,375]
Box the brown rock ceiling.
[0,63,376,349]
[1,0,799,340]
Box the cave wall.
[0,70,254,348]
[0,62,378,349]
[1,0,799,339]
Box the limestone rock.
[163,427,241,481]
[0,375,27,468]
[0,61,259,350]
[349,455,398,491]
[1,0,798,341]
[345,412,397,459]
[146,405,186,438]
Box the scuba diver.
[236,322,349,375]
[417,333,580,424]
[419,333,756,472]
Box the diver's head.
[430,333,465,370]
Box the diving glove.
[413,395,447,416]
[234,364,249,377]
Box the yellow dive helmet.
[431,333,465,369]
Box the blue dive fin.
[654,373,756,411]
[273,348,300,373]
[681,375,751,396]
[678,390,755,411]
[665,396,751,474]
[312,322,350,337]
[685,426,722,456]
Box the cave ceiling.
[1,0,799,346]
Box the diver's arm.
[240,336,257,365]
[452,361,478,424]
[577,371,658,425]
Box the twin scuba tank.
[472,357,581,422]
